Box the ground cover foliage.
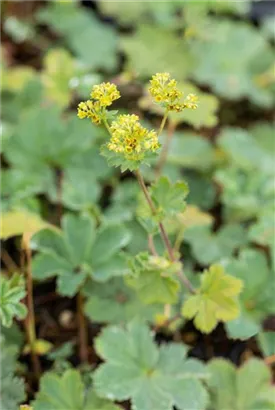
[1,1,275,409]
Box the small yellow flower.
[91,82,120,107]
[149,73,198,112]
[107,114,160,161]
[77,100,102,124]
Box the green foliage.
[184,223,247,265]
[182,265,243,333]
[32,369,120,410]
[127,252,181,304]
[2,1,275,405]
[166,133,215,171]
[93,321,209,410]
[37,1,118,70]
[151,176,189,218]
[0,273,27,328]
[101,143,159,172]
[31,214,131,296]
[121,25,195,78]
[193,20,275,106]
[218,126,274,174]
[257,331,275,358]
[207,358,275,409]
[84,278,161,324]
[222,249,275,339]
[0,337,26,410]
[215,166,274,221]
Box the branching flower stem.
[101,115,195,294]
[135,169,195,294]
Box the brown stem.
[155,120,176,177]
[135,169,195,294]
[148,234,158,256]
[77,292,89,363]
[22,234,41,379]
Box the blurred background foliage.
[1,0,275,408]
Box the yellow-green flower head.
[107,114,160,161]
[91,82,120,107]
[77,100,102,124]
[149,72,182,106]
[149,73,198,112]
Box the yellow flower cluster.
[77,82,120,125]
[91,82,120,107]
[149,72,198,111]
[77,100,102,124]
[107,114,160,161]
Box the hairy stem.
[135,169,195,293]
[155,120,176,177]
[77,292,89,363]
[22,234,41,379]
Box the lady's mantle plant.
[77,74,243,338]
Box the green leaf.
[1,169,44,212]
[32,369,119,410]
[248,211,275,269]
[0,273,27,328]
[37,1,118,70]
[83,390,121,410]
[207,358,275,410]
[84,278,161,324]
[218,127,274,174]
[61,169,101,211]
[182,264,243,333]
[90,224,131,266]
[257,332,275,358]
[42,48,76,107]
[151,176,189,219]
[184,223,247,265]
[193,20,275,107]
[215,165,274,221]
[0,337,26,410]
[121,24,195,78]
[31,214,131,296]
[1,210,49,239]
[90,254,129,282]
[63,213,96,267]
[100,143,159,173]
[127,253,180,304]
[222,249,275,339]
[93,321,209,410]
[166,132,215,171]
